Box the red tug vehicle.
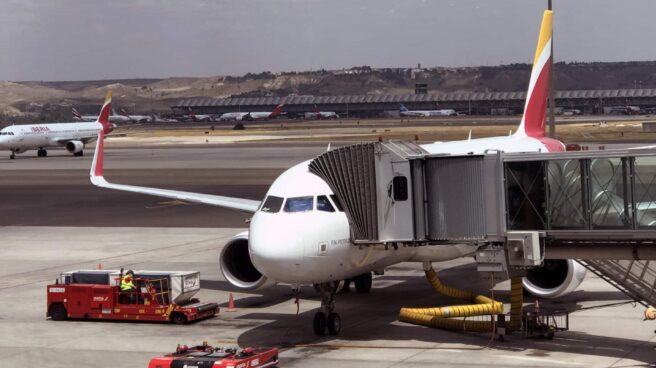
[47,269,218,324]
[148,342,279,368]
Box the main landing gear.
[313,282,341,336]
[37,148,48,157]
[10,150,15,159]
[73,151,83,157]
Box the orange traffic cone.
[226,292,237,312]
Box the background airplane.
[186,107,213,122]
[0,92,115,159]
[73,107,132,124]
[218,111,249,121]
[399,103,457,117]
[305,105,339,120]
[89,11,576,336]
[118,108,152,123]
[242,103,285,121]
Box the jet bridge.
[309,142,656,307]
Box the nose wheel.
[313,282,341,336]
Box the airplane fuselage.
[247,134,564,285]
[0,122,103,152]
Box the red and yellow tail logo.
[516,10,552,138]
[270,104,284,118]
[97,91,114,133]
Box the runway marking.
[496,354,583,365]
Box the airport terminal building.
[172,88,656,118]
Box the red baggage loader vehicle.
[47,269,218,324]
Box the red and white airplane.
[219,104,285,122]
[0,92,115,159]
[186,108,213,122]
[90,10,582,334]
[305,105,339,120]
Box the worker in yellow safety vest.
[120,270,136,293]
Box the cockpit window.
[261,196,284,213]
[284,196,314,213]
[316,195,335,212]
[330,195,344,212]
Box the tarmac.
[1,141,656,367]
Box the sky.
[2,0,656,81]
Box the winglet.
[97,91,114,133]
[90,130,106,185]
[515,10,553,138]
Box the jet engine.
[65,140,84,153]
[523,259,587,298]
[219,232,273,290]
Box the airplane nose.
[248,214,306,282]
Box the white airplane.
[90,10,579,335]
[219,104,285,122]
[186,108,213,122]
[399,103,457,117]
[118,108,152,123]
[0,92,115,159]
[243,103,285,121]
[218,111,249,121]
[305,105,339,120]
[73,107,132,124]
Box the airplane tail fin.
[96,91,115,133]
[270,104,284,118]
[399,104,408,112]
[515,10,552,138]
[72,107,82,121]
[187,107,198,121]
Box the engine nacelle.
[13,147,27,154]
[523,259,587,299]
[65,140,84,153]
[219,232,273,290]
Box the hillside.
[2,61,656,122]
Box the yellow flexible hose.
[399,267,503,333]
[509,277,524,331]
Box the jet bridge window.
[316,195,335,212]
[284,196,314,213]
[260,196,284,213]
[391,176,408,201]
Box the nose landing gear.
[313,282,341,336]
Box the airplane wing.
[89,132,261,213]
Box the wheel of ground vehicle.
[327,312,341,335]
[49,303,68,321]
[171,312,187,325]
[354,272,372,294]
[313,311,327,335]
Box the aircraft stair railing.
[577,259,656,308]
